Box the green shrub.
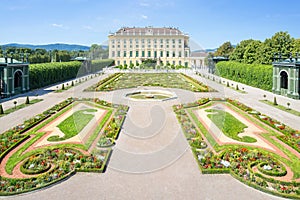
[30,61,82,89]
[216,61,272,91]
[25,96,30,104]
[0,104,4,114]
[274,97,278,105]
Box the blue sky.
[1,0,300,49]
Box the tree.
[258,32,294,64]
[230,39,254,62]
[292,39,300,56]
[243,40,262,64]
[214,41,234,57]
[89,44,109,60]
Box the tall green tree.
[230,39,254,62]
[214,41,234,57]
[243,40,262,64]
[258,31,294,64]
[292,38,300,56]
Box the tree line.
[0,44,108,64]
[214,31,300,65]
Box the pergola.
[0,57,29,98]
[272,53,300,99]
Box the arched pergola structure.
[272,54,300,99]
[0,57,29,98]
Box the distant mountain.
[193,49,216,53]
[1,43,91,51]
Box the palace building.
[108,27,192,67]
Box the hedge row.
[215,61,273,91]
[91,59,114,72]
[29,59,114,89]
[29,61,82,89]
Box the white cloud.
[51,23,64,28]
[51,23,70,30]
[141,15,148,19]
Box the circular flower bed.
[257,161,287,177]
[20,154,51,175]
[0,148,108,195]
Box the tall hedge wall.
[91,59,114,72]
[29,61,82,89]
[215,61,273,91]
[29,59,115,89]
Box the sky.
[1,0,300,49]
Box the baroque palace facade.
[108,27,195,67]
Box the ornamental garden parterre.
[0,71,300,199]
[0,98,128,195]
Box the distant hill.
[1,43,91,51]
[193,49,216,53]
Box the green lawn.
[128,93,171,100]
[0,99,43,118]
[91,73,210,92]
[48,109,97,141]
[206,109,257,143]
[260,99,300,117]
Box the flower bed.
[97,137,115,147]
[193,147,300,198]
[84,73,122,91]
[0,98,74,159]
[257,161,287,177]
[20,154,51,175]
[177,98,300,199]
[227,99,300,153]
[101,104,128,140]
[0,148,110,195]
[86,73,211,92]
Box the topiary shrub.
[273,97,278,105]
[0,104,4,114]
[25,96,30,104]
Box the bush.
[91,59,114,72]
[30,61,82,89]
[216,61,272,91]
[25,96,30,104]
[0,104,4,114]
[274,97,278,105]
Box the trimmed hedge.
[215,61,273,91]
[30,61,82,89]
[91,59,114,73]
